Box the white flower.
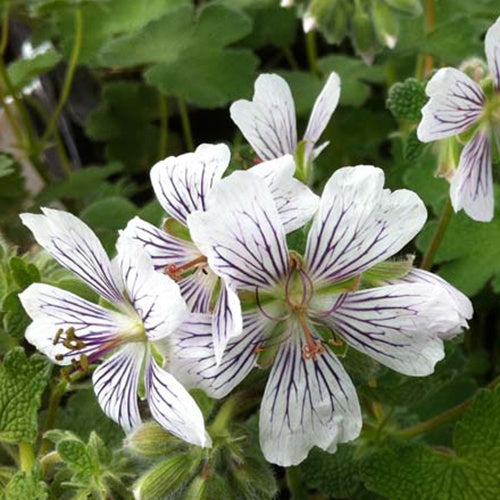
[417,17,500,222]
[174,166,472,466]
[19,208,209,447]
[123,143,318,365]
[230,72,340,165]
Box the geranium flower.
[124,143,318,364]
[174,166,472,466]
[417,17,500,222]
[19,208,209,447]
[230,72,340,166]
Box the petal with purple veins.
[116,235,187,341]
[188,171,289,291]
[450,129,493,222]
[20,208,125,305]
[145,354,209,447]
[19,283,132,365]
[151,143,230,225]
[92,343,145,432]
[250,155,319,233]
[417,68,485,142]
[123,216,201,271]
[485,17,500,89]
[303,72,340,160]
[318,284,467,376]
[230,74,297,160]
[179,268,217,313]
[305,166,426,285]
[259,325,361,467]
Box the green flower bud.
[318,0,351,44]
[372,0,399,49]
[185,474,232,500]
[387,78,427,123]
[133,452,202,500]
[460,57,489,84]
[303,0,337,33]
[125,421,184,458]
[352,2,376,64]
[384,0,423,16]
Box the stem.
[420,199,453,270]
[39,7,83,172]
[305,30,319,76]
[397,376,500,439]
[424,0,436,75]
[158,92,168,159]
[282,46,299,71]
[18,442,35,471]
[368,378,385,422]
[38,378,67,456]
[177,96,194,151]
[209,392,259,436]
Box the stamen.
[297,314,325,360]
[165,255,207,281]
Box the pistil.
[165,254,207,280]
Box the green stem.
[305,30,319,76]
[38,378,67,456]
[397,376,500,439]
[18,442,35,472]
[158,92,168,159]
[420,199,453,270]
[39,7,83,176]
[209,392,259,436]
[282,46,299,71]
[177,96,194,151]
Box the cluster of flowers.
[19,59,479,467]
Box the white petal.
[259,327,361,467]
[116,235,188,341]
[450,130,493,222]
[171,312,265,398]
[230,74,297,160]
[485,17,500,89]
[188,171,289,290]
[305,166,427,284]
[92,343,145,432]
[303,72,340,159]
[213,279,243,365]
[123,216,200,270]
[383,269,473,339]
[250,155,319,232]
[150,143,230,225]
[179,268,217,313]
[417,68,485,142]
[19,283,132,365]
[320,284,467,376]
[20,208,125,305]
[146,355,209,447]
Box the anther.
[302,340,326,360]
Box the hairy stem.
[39,7,83,177]
[420,199,453,270]
[397,376,500,439]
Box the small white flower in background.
[230,72,340,172]
[123,143,318,365]
[18,208,209,448]
[417,17,500,223]
[173,165,472,467]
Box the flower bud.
[125,421,183,458]
[133,452,202,500]
[459,57,489,84]
[384,0,423,16]
[372,0,399,49]
[303,0,337,33]
[185,474,232,500]
[352,2,376,64]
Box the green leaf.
[7,49,61,92]
[1,292,31,339]
[318,55,385,107]
[301,444,362,497]
[360,386,500,499]
[416,195,500,296]
[9,257,40,289]
[0,348,52,443]
[49,0,188,65]
[2,469,48,500]
[146,48,258,108]
[0,155,15,178]
[85,82,161,171]
[56,437,98,479]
